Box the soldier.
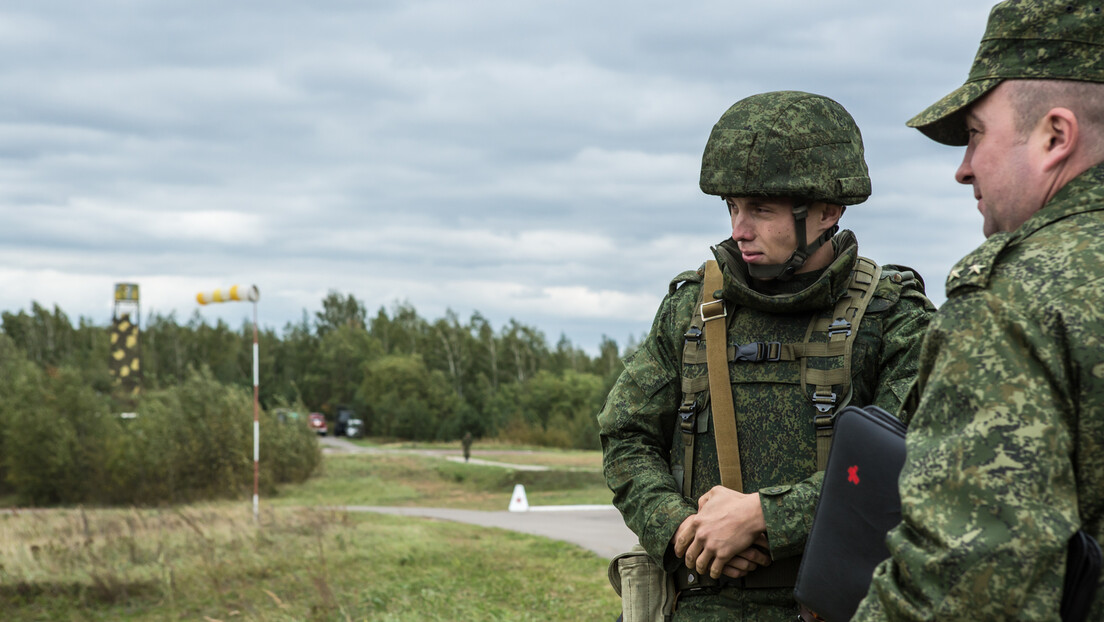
[462,431,473,462]
[599,91,935,620]
[853,1,1104,619]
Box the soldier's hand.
[673,486,767,580]
[720,534,772,579]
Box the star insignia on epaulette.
[969,263,983,275]
[949,269,961,280]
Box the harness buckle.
[678,400,697,434]
[734,342,783,362]
[683,326,702,343]
[812,390,838,414]
[762,342,782,362]
[700,299,726,323]
[827,318,852,338]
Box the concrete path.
[338,505,637,560]
[317,436,638,559]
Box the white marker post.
[197,284,261,525]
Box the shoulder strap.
[701,260,743,492]
[676,260,743,496]
[806,257,882,470]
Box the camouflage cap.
[700,91,871,205]
[909,0,1104,146]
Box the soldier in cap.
[854,1,1104,619]
[599,91,935,620]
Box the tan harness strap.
[702,260,743,492]
[808,258,882,470]
[681,337,849,366]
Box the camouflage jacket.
[599,231,933,615]
[854,164,1104,621]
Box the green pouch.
[607,544,675,622]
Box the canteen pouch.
[608,544,675,622]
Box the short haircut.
[1007,80,1104,152]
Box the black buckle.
[827,318,852,338]
[734,341,781,362]
[813,412,836,430]
[683,326,702,343]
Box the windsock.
[197,284,260,305]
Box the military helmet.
[699,91,871,205]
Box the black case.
[793,405,906,622]
[795,405,1103,622]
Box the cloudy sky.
[1,1,996,353]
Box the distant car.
[346,418,364,438]
[308,412,328,436]
[333,407,356,437]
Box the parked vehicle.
[345,418,364,438]
[308,412,328,436]
[333,407,356,437]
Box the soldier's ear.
[1036,107,1078,173]
[820,203,843,228]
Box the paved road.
[338,505,637,560]
[318,436,638,559]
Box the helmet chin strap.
[746,202,837,281]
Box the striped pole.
[197,284,262,525]
[251,299,259,525]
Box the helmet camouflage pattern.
[700,91,872,206]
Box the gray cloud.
[1,0,999,352]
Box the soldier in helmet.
[854,1,1104,619]
[598,90,936,620]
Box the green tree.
[302,323,382,425]
[489,369,605,449]
[315,291,366,337]
[360,354,461,440]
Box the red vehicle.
[308,412,328,436]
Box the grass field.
[270,448,612,510]
[0,443,622,621]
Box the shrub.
[0,355,321,507]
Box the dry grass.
[0,503,619,621]
[0,447,621,620]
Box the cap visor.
[906,79,1001,146]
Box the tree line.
[1,292,635,451]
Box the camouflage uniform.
[854,164,1104,622]
[601,91,935,621]
[853,1,1104,619]
[601,241,933,621]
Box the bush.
[0,352,321,507]
[261,404,322,488]
[0,337,117,505]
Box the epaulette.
[868,264,935,313]
[879,265,926,293]
[668,265,705,296]
[945,232,1013,293]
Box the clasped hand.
[672,486,771,580]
